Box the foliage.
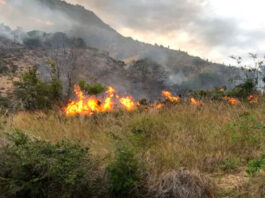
[227,78,256,98]
[107,146,142,197]
[247,154,265,174]
[78,80,105,95]
[192,87,226,100]
[0,131,103,198]
[0,59,9,74]
[13,69,62,110]
[0,95,10,110]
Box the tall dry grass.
[0,100,265,196]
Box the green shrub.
[107,146,142,197]
[227,78,256,98]
[78,80,105,95]
[192,87,225,100]
[0,131,104,198]
[14,69,62,110]
[247,154,265,174]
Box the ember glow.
[247,95,258,104]
[162,90,180,102]
[224,97,240,105]
[190,98,203,106]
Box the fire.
[0,0,7,5]
[247,95,258,104]
[118,96,136,111]
[155,103,163,109]
[224,97,240,105]
[162,90,180,102]
[65,85,102,116]
[65,85,137,116]
[190,98,203,106]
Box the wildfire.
[119,96,136,111]
[190,98,203,106]
[65,85,136,116]
[155,103,163,109]
[247,95,258,104]
[162,90,180,102]
[224,97,240,105]
[0,0,7,5]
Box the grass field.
[0,99,265,197]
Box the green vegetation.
[0,131,103,198]
[78,80,106,95]
[13,68,62,110]
[227,78,256,98]
[107,146,143,197]
[247,154,265,174]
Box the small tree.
[78,80,105,95]
[14,68,62,110]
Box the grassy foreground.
[0,100,265,197]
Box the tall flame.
[65,85,137,116]
[224,97,240,105]
[119,96,136,111]
[162,90,180,102]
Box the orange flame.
[190,98,203,106]
[155,103,163,109]
[224,97,240,105]
[65,85,137,116]
[118,96,136,111]
[247,95,258,104]
[162,90,180,102]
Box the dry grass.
[1,100,265,197]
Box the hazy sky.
[1,0,265,64]
[65,0,265,64]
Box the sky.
[65,0,265,64]
[1,0,265,64]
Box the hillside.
[2,0,243,96]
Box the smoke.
[0,0,77,33]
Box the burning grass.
[0,99,265,197]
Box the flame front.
[224,97,240,105]
[65,85,136,116]
[247,95,258,104]
[65,85,102,116]
[162,90,180,102]
[190,98,203,106]
[119,96,136,111]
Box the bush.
[247,154,265,174]
[107,146,142,197]
[14,69,62,110]
[0,131,104,198]
[227,78,256,98]
[78,80,105,95]
[192,87,225,100]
